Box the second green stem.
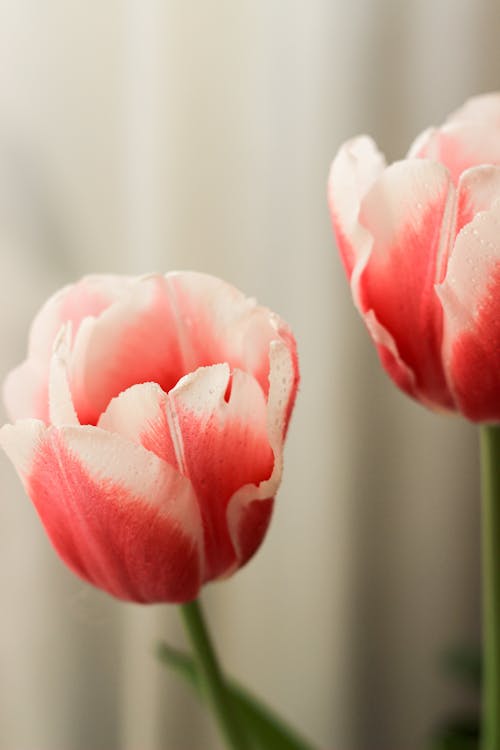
[480,424,500,750]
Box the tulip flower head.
[0,273,299,603]
[328,93,500,421]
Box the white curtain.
[0,2,494,748]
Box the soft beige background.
[0,1,495,748]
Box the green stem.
[480,425,500,750]
[180,599,251,750]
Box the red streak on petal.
[27,432,200,603]
[449,265,500,421]
[140,410,180,469]
[361,198,454,410]
[174,407,274,581]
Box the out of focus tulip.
[0,272,299,603]
[328,92,500,421]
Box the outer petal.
[437,204,500,421]
[327,136,386,279]
[68,272,290,425]
[99,365,276,581]
[0,421,203,602]
[3,359,49,423]
[3,275,133,422]
[356,159,456,410]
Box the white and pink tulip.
[0,272,299,603]
[328,92,500,421]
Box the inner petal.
[69,273,283,425]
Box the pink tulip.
[328,92,500,421]
[0,273,299,603]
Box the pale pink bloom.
[1,272,299,603]
[328,92,500,421]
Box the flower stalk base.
[180,598,251,750]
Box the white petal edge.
[446,93,500,126]
[0,419,46,480]
[328,135,386,283]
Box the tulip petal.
[357,159,456,410]
[3,360,49,423]
[31,275,134,361]
[456,165,500,234]
[166,364,275,580]
[437,205,500,421]
[227,339,296,566]
[408,122,500,185]
[328,136,386,279]
[49,325,79,427]
[98,381,180,468]
[447,92,500,128]
[0,421,203,602]
[3,275,134,422]
[69,275,185,425]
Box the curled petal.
[357,159,456,410]
[438,205,500,421]
[227,339,297,567]
[456,165,500,234]
[0,422,203,602]
[98,382,178,466]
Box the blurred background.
[0,1,496,748]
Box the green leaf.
[156,641,316,750]
[431,716,479,750]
